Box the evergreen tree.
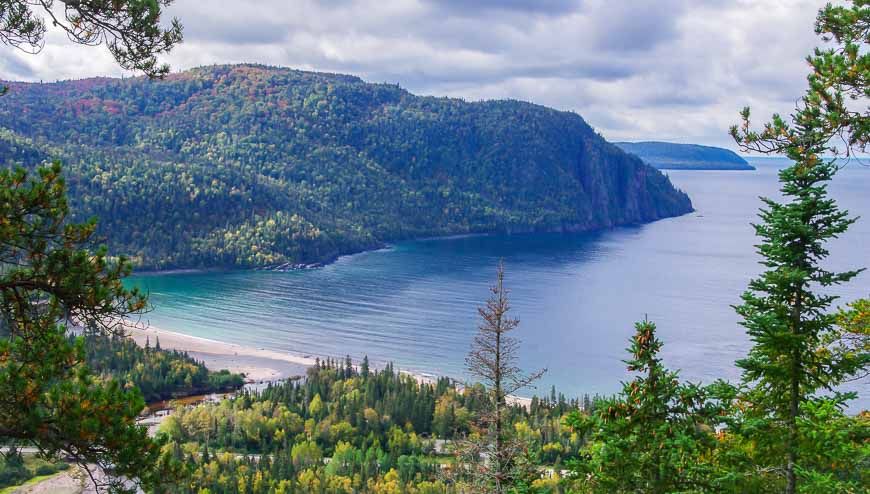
[567,320,725,493]
[729,4,870,490]
[82,332,244,402]
[721,150,865,492]
[0,163,169,492]
[362,355,370,379]
[345,354,354,379]
[0,2,184,489]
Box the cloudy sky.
[0,0,827,149]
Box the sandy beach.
[124,324,313,382]
[123,322,532,408]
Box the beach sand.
[124,324,313,382]
[123,322,533,408]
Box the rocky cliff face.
[0,65,692,268]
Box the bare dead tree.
[452,261,546,494]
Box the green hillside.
[0,64,692,269]
[615,141,754,170]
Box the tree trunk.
[786,374,798,494]
[494,274,503,494]
[785,283,804,494]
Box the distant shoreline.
[128,223,687,277]
[124,323,315,382]
[123,321,533,407]
[132,267,226,277]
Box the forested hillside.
[0,65,692,269]
[157,359,585,493]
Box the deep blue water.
[131,158,870,405]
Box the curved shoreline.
[128,214,695,277]
[124,324,316,382]
[123,322,533,407]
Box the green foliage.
[729,0,869,155]
[833,297,870,378]
[712,398,869,494]
[807,1,870,153]
[82,332,245,402]
[566,320,727,493]
[728,3,870,493]
[734,159,861,396]
[793,401,869,493]
[0,2,864,493]
[0,162,170,492]
[0,453,69,490]
[727,132,865,494]
[0,0,182,78]
[0,64,691,269]
[0,453,30,489]
[157,359,582,493]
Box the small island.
[614,141,755,170]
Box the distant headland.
[614,141,755,170]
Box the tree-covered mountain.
[0,64,692,269]
[615,141,754,170]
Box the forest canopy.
[0,65,691,270]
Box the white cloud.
[0,0,827,149]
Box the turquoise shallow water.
[130,158,870,406]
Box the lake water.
[131,158,870,406]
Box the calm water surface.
[131,158,870,405]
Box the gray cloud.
[588,1,687,52]
[180,17,288,45]
[0,54,35,79]
[0,0,826,149]
[425,0,582,16]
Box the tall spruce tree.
[728,4,870,492]
[721,151,866,491]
